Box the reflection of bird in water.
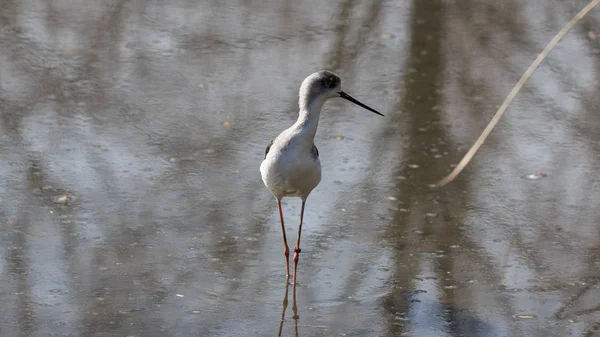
[260,70,383,285]
[278,281,298,337]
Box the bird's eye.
[322,77,335,88]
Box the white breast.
[260,131,321,200]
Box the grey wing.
[264,138,275,159]
[311,144,319,160]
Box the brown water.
[2,1,600,336]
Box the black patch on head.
[320,73,340,89]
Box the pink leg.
[292,200,305,285]
[278,199,290,279]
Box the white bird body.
[260,103,323,200]
[259,70,383,284]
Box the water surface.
[1,1,600,336]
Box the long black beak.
[338,91,384,117]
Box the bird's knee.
[293,248,301,263]
[284,247,290,258]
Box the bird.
[260,70,383,285]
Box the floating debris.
[408,164,420,169]
[223,121,231,127]
[334,135,344,140]
[524,172,548,180]
[513,314,537,320]
[52,189,73,204]
[176,294,184,298]
[25,234,46,239]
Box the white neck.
[294,95,326,140]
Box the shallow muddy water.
[1,1,600,336]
